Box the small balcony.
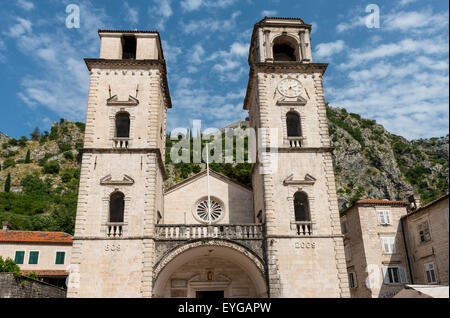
[292,221,313,236]
[286,137,304,148]
[106,222,125,237]
[155,224,264,240]
[112,137,130,149]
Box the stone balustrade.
[156,224,263,240]
[287,137,304,148]
[293,221,313,236]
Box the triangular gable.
[165,170,252,195]
[100,174,135,185]
[283,173,316,185]
[106,95,139,106]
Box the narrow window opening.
[294,192,310,222]
[286,112,302,137]
[110,192,125,223]
[122,35,136,60]
[115,112,130,138]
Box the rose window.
[196,200,223,223]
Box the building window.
[348,272,357,288]
[272,36,299,61]
[109,191,125,223]
[14,251,25,265]
[381,236,397,254]
[55,251,65,265]
[257,210,263,224]
[28,251,39,265]
[157,211,162,224]
[121,35,136,60]
[378,210,391,225]
[341,221,348,234]
[424,262,437,284]
[293,191,310,222]
[344,244,352,261]
[383,266,407,284]
[286,112,302,137]
[115,112,130,138]
[418,221,431,243]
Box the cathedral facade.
[67,17,350,298]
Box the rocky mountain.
[0,108,448,233]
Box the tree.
[42,161,60,174]
[0,256,21,275]
[30,127,41,141]
[4,173,11,192]
[25,149,31,163]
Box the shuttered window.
[28,251,39,265]
[418,221,431,243]
[14,251,25,264]
[55,251,65,265]
[382,266,408,284]
[378,210,391,225]
[381,236,396,254]
[424,262,437,284]
[348,272,357,288]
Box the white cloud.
[16,0,34,11]
[314,40,345,59]
[192,44,205,64]
[398,0,417,7]
[182,11,241,34]
[383,9,449,34]
[310,21,318,35]
[124,2,139,25]
[180,0,237,12]
[162,40,182,64]
[336,16,366,33]
[150,0,173,30]
[261,10,277,17]
[7,17,32,37]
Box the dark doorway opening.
[196,290,224,299]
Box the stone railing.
[286,137,304,148]
[112,137,130,149]
[106,223,124,237]
[292,221,313,236]
[155,224,263,240]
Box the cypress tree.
[25,149,31,163]
[4,173,11,193]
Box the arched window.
[109,192,125,223]
[115,112,130,138]
[294,192,310,222]
[286,112,302,137]
[273,36,299,61]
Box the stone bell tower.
[244,18,350,297]
[67,30,171,297]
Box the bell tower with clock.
[244,18,350,297]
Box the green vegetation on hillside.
[0,108,448,233]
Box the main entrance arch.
[153,240,268,298]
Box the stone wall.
[0,273,66,298]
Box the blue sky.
[0,0,448,140]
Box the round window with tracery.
[196,199,223,223]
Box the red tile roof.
[21,270,69,277]
[357,199,409,205]
[0,231,72,244]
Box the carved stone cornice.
[106,95,139,106]
[100,174,135,185]
[283,173,316,185]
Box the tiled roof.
[21,270,69,277]
[0,231,72,244]
[357,200,409,205]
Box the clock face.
[278,78,303,98]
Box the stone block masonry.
[0,273,66,298]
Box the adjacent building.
[0,222,72,287]
[340,194,449,298]
[402,194,449,286]
[340,200,411,298]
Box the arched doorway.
[153,241,267,298]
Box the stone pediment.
[100,174,135,185]
[276,96,307,106]
[283,173,316,185]
[106,95,139,106]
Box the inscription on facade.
[105,243,121,251]
[294,241,316,249]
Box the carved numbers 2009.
[105,244,121,252]
[295,241,316,249]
